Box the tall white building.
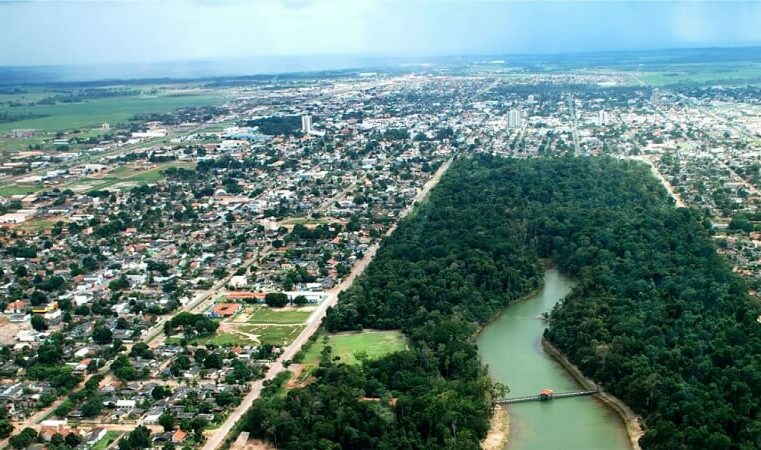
[301,115,313,134]
[651,89,662,106]
[598,110,609,126]
[507,109,522,129]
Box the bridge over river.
[496,389,600,404]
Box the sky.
[3,0,761,68]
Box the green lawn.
[0,184,39,197]
[168,332,256,347]
[248,307,311,325]
[301,330,407,366]
[15,219,58,233]
[168,324,304,347]
[200,332,257,346]
[91,431,121,450]
[0,93,226,133]
[240,325,306,346]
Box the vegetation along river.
[477,268,631,450]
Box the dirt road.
[632,156,686,208]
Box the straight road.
[631,155,687,208]
[200,156,453,450]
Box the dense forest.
[244,155,543,449]
[246,156,761,449]
[242,115,303,136]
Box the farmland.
[0,91,227,133]
[637,63,761,86]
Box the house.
[228,275,248,288]
[73,294,92,306]
[39,419,69,440]
[74,359,91,373]
[9,314,28,323]
[207,303,242,318]
[226,292,266,302]
[17,331,41,343]
[44,309,62,323]
[172,430,188,444]
[32,302,58,314]
[285,291,327,304]
[112,329,135,342]
[116,399,136,409]
[143,413,161,425]
[5,300,28,314]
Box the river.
[477,268,631,450]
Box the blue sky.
[2,1,761,67]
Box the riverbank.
[477,287,542,450]
[476,264,552,450]
[481,405,508,450]
[541,338,644,450]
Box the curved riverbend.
[478,268,631,450]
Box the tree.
[203,353,223,370]
[130,343,155,360]
[163,312,218,337]
[293,295,308,306]
[9,427,37,450]
[152,386,171,400]
[109,275,129,291]
[264,293,289,308]
[29,290,47,306]
[54,400,74,418]
[119,426,151,450]
[0,419,13,438]
[31,315,48,332]
[111,355,140,382]
[190,417,208,437]
[81,397,102,418]
[50,433,66,447]
[92,324,113,344]
[159,413,176,432]
[64,433,82,448]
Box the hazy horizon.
[4,0,761,69]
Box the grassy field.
[0,184,40,196]
[637,63,761,86]
[14,219,59,233]
[248,306,312,325]
[0,161,195,197]
[281,217,337,226]
[168,331,257,347]
[301,330,407,366]
[241,324,306,346]
[174,324,307,347]
[0,92,227,133]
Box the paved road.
[200,156,453,450]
